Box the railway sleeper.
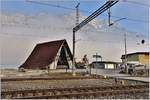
[2,85,148,99]
[2,88,148,99]
[14,90,148,99]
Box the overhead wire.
[26,0,75,10]
[99,0,150,7]
[74,0,119,32]
[120,0,150,7]
[26,0,149,23]
[2,0,147,38]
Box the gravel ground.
[1,70,149,99]
[2,79,115,91]
[1,78,147,92]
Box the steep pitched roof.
[19,39,73,69]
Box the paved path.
[48,69,149,82]
[1,69,149,82]
[114,76,149,82]
[90,69,149,83]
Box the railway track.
[1,84,149,99]
[1,76,97,82]
[16,89,149,99]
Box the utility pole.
[108,8,111,26]
[76,3,80,25]
[72,3,80,75]
[73,30,75,75]
[108,0,111,26]
[124,32,128,73]
[95,53,98,77]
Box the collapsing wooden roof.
[19,39,73,69]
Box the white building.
[90,61,119,69]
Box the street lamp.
[109,18,126,26]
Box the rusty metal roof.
[19,39,72,69]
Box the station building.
[90,61,119,69]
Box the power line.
[73,0,119,32]
[26,0,149,23]
[26,0,75,10]
[98,0,149,7]
[121,0,150,7]
[99,0,150,7]
[74,0,79,4]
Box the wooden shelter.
[19,39,73,69]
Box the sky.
[0,0,149,68]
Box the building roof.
[92,61,120,64]
[121,52,149,59]
[19,39,73,69]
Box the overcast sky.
[0,0,149,68]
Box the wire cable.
[120,0,150,7]
[26,0,149,24]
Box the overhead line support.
[72,0,119,75]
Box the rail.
[1,84,148,99]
